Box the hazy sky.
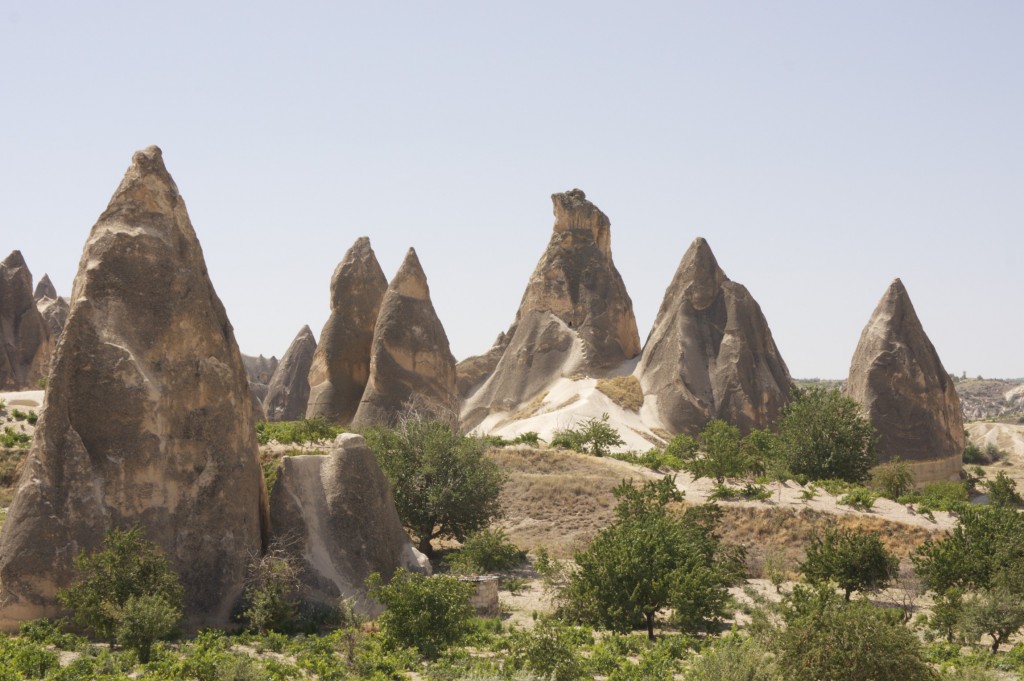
[2,2,1021,379]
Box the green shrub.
[255,417,342,445]
[684,634,778,680]
[709,483,771,502]
[445,528,526,574]
[369,569,475,659]
[550,414,624,456]
[0,426,30,448]
[511,432,542,447]
[0,636,60,679]
[58,526,183,654]
[909,481,970,513]
[505,616,592,681]
[839,487,879,511]
[871,457,914,500]
[801,526,898,600]
[241,545,300,635]
[986,472,1023,508]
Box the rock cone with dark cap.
[459,189,641,428]
[306,237,388,424]
[847,278,964,483]
[0,146,269,631]
[264,325,317,421]
[269,433,430,615]
[33,275,70,346]
[635,237,792,435]
[352,248,457,427]
[0,251,52,390]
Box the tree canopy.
[364,415,504,556]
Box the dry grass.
[488,447,659,558]
[554,394,580,410]
[497,391,549,428]
[716,505,945,579]
[595,375,644,412]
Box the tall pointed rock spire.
[635,237,792,435]
[352,248,457,427]
[458,189,640,429]
[0,146,268,630]
[264,325,317,421]
[847,278,963,482]
[306,237,388,424]
[0,251,52,389]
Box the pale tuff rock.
[352,248,457,427]
[306,237,388,424]
[33,274,69,346]
[459,189,640,429]
[847,278,964,482]
[268,433,430,615]
[32,274,57,302]
[635,238,792,435]
[0,146,269,630]
[0,251,53,390]
[264,325,317,422]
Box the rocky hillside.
[956,378,1024,422]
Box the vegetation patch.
[595,375,644,411]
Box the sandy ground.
[0,390,44,411]
[968,421,1024,459]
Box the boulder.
[635,237,792,435]
[0,146,269,631]
[268,433,430,615]
[352,248,457,427]
[459,189,640,429]
[306,237,388,424]
[847,278,964,482]
[264,325,317,422]
[0,251,52,390]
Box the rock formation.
[635,238,792,435]
[33,274,57,302]
[0,251,52,390]
[847,278,964,482]
[459,189,641,428]
[351,248,457,427]
[0,146,269,631]
[264,325,317,422]
[268,433,430,614]
[33,274,70,346]
[243,353,279,386]
[306,237,388,424]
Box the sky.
[1,2,1021,379]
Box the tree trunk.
[991,634,1001,655]
[417,532,435,558]
[645,612,655,640]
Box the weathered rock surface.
[264,325,317,422]
[306,237,388,425]
[635,238,792,435]
[33,275,70,346]
[0,146,269,631]
[352,249,457,427]
[268,433,430,614]
[847,278,964,482]
[459,189,640,428]
[33,274,57,302]
[242,353,278,387]
[0,252,53,390]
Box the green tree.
[58,527,183,661]
[986,472,1023,508]
[367,569,475,659]
[765,585,937,681]
[364,416,504,556]
[241,544,300,634]
[800,526,898,600]
[678,419,751,484]
[914,505,1024,651]
[773,386,878,483]
[563,477,742,639]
